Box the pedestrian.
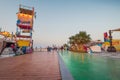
[47,46,51,52]
[11,44,16,54]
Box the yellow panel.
[112,39,120,51]
[114,45,120,51]
[17,40,30,47]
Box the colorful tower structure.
[16,5,35,52]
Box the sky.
[0,0,120,47]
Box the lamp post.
[109,30,112,47]
[0,28,1,32]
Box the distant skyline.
[0,0,120,47]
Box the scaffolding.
[16,4,35,50]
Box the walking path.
[0,52,61,80]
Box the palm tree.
[69,31,91,52]
[69,36,77,51]
[77,31,91,44]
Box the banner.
[17,13,32,28]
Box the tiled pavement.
[0,52,61,80]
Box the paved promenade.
[0,52,61,80]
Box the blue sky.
[0,0,120,47]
